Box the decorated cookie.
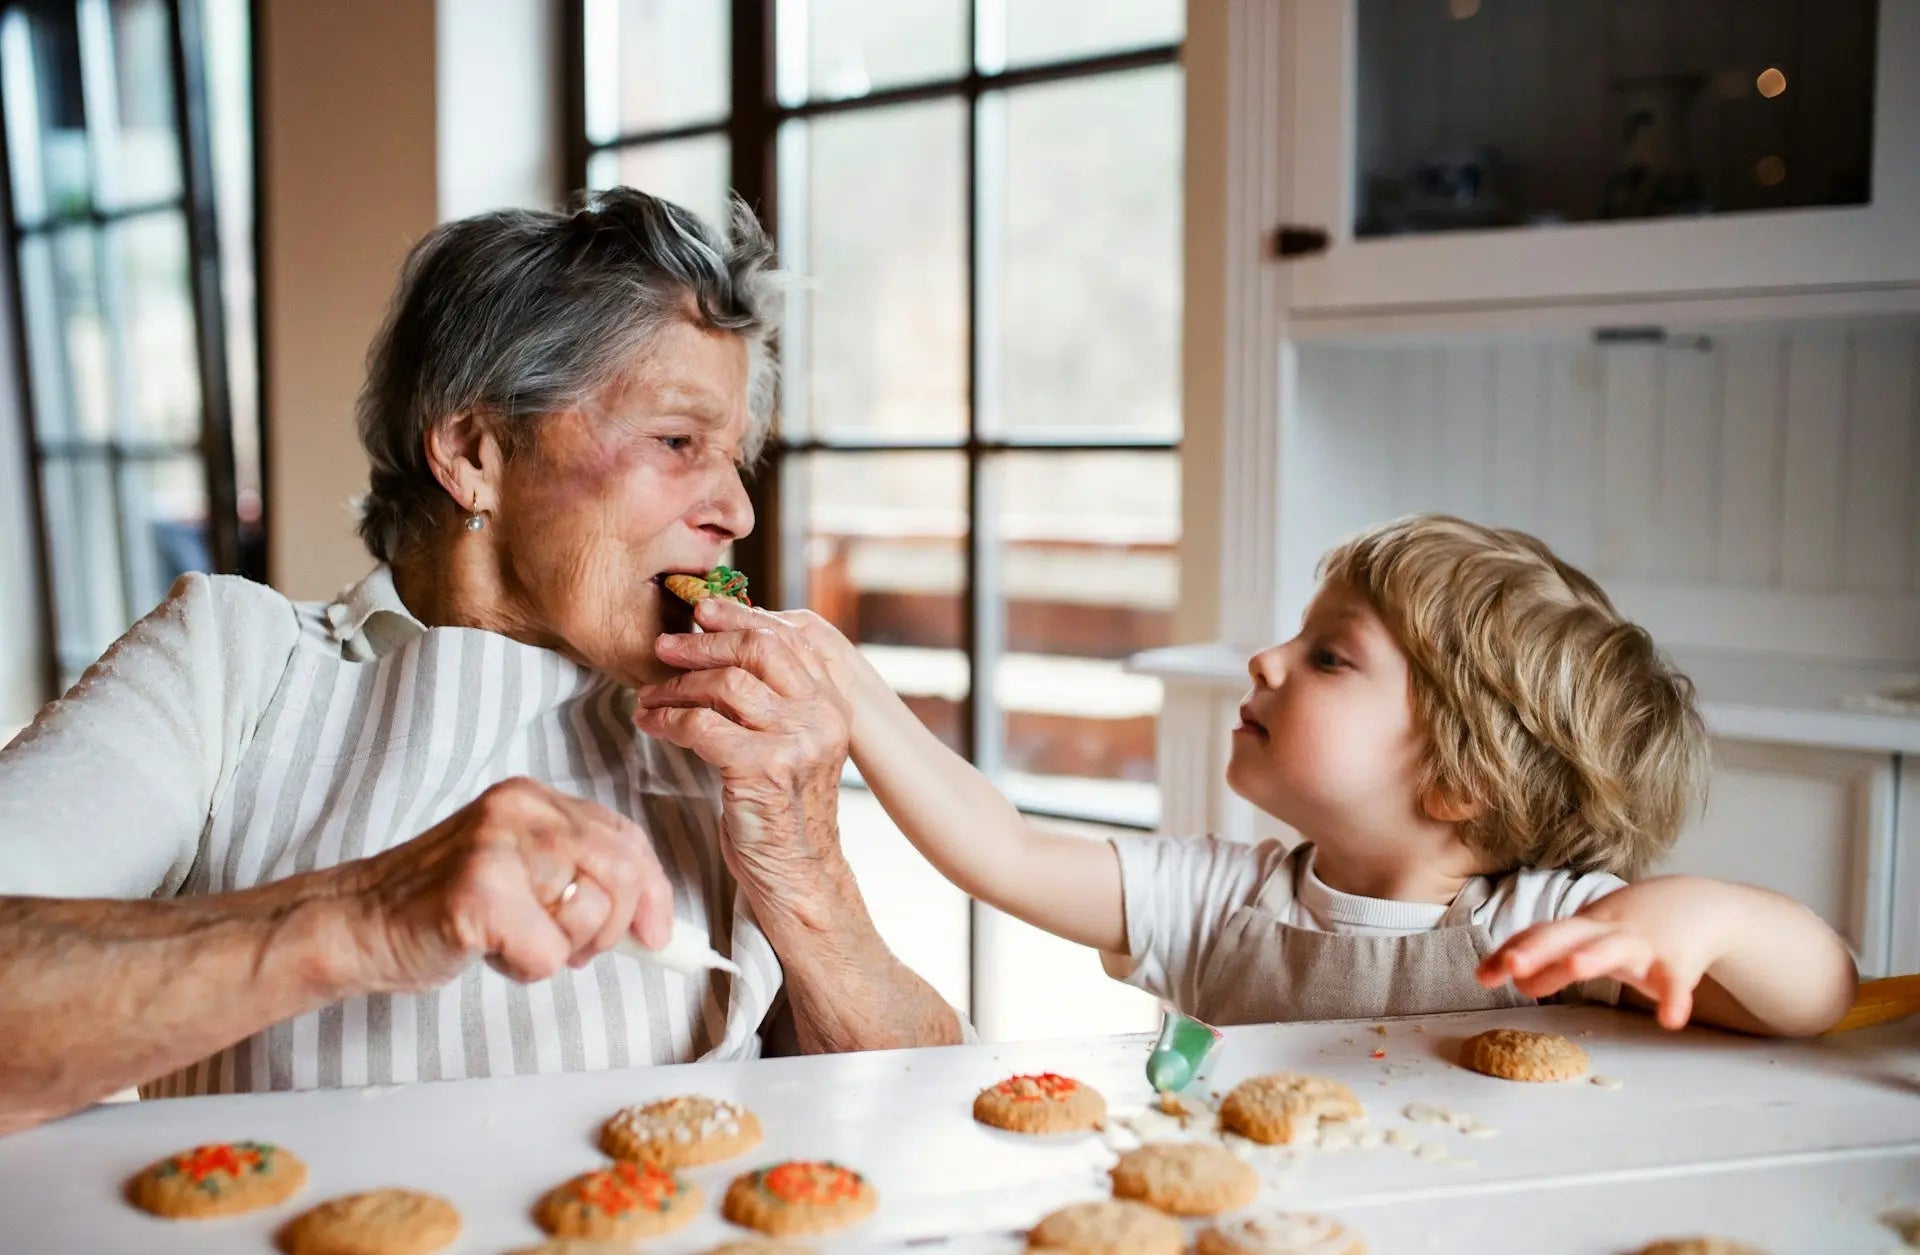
[128,1140,307,1219]
[601,1095,763,1168]
[536,1160,701,1241]
[1459,1028,1590,1082]
[1197,1210,1367,1255]
[1109,1142,1257,1216]
[665,566,752,606]
[1028,1199,1186,1254]
[1219,1072,1365,1145]
[722,1160,877,1236]
[283,1189,459,1255]
[973,1073,1106,1135]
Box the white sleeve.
[1483,866,1630,1006]
[0,573,298,899]
[1100,834,1290,1014]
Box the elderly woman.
[0,188,962,1134]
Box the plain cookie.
[601,1095,764,1168]
[1459,1028,1590,1082]
[1629,1241,1771,1255]
[536,1161,701,1241]
[1109,1142,1258,1216]
[1028,1199,1186,1254]
[722,1161,877,1236]
[1197,1210,1366,1255]
[129,1140,307,1219]
[283,1189,459,1255]
[1218,1072,1364,1144]
[974,1073,1107,1135]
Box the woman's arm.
[1478,876,1859,1036]
[640,598,1126,955]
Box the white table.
[1,1005,1915,1252]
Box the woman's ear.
[1420,783,1482,826]
[422,413,506,516]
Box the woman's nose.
[702,465,756,541]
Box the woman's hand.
[634,597,853,908]
[334,777,676,992]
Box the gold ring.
[551,878,579,912]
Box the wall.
[260,0,563,600]
[1290,317,1920,663]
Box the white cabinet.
[1279,0,1920,317]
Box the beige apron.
[1192,845,1533,1025]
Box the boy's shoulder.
[1483,863,1628,930]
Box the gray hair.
[353,187,782,563]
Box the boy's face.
[1226,581,1429,840]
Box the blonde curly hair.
[1319,515,1708,878]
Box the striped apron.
[141,610,782,1097]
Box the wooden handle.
[1827,974,1920,1033]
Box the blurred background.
[1,0,1915,1039]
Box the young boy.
[646,516,1858,1036]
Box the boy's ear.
[1420,784,1481,826]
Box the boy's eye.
[1312,647,1347,670]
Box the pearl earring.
[464,492,486,532]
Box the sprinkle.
[1370,1049,1388,1059]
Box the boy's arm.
[1477,876,1858,1037]
[835,635,1126,954]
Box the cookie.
[1109,1142,1258,1217]
[700,1244,819,1255]
[1629,1241,1770,1255]
[665,566,751,606]
[1218,1072,1364,1145]
[536,1160,702,1241]
[283,1189,459,1255]
[128,1140,307,1218]
[722,1161,877,1236]
[1459,1028,1590,1082]
[1027,1199,1186,1254]
[974,1073,1106,1135]
[505,1243,642,1255]
[1198,1211,1367,1255]
[601,1095,764,1167]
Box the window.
[577,0,1180,1037]
[0,0,260,695]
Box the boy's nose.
[1248,644,1286,689]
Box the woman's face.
[492,317,755,686]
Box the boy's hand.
[1475,877,1738,1029]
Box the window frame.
[0,0,253,698]
[566,1,1183,831]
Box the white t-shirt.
[1102,834,1628,1014]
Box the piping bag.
[1145,1004,1224,1095]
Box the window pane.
[1,4,92,221]
[93,0,184,209]
[836,786,971,1016]
[40,455,126,669]
[587,135,732,234]
[986,450,1179,826]
[120,454,209,613]
[798,450,968,756]
[18,228,111,442]
[109,213,201,442]
[779,0,968,105]
[985,67,1181,439]
[584,0,729,143]
[998,0,1184,69]
[782,102,967,442]
[1354,0,1875,238]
